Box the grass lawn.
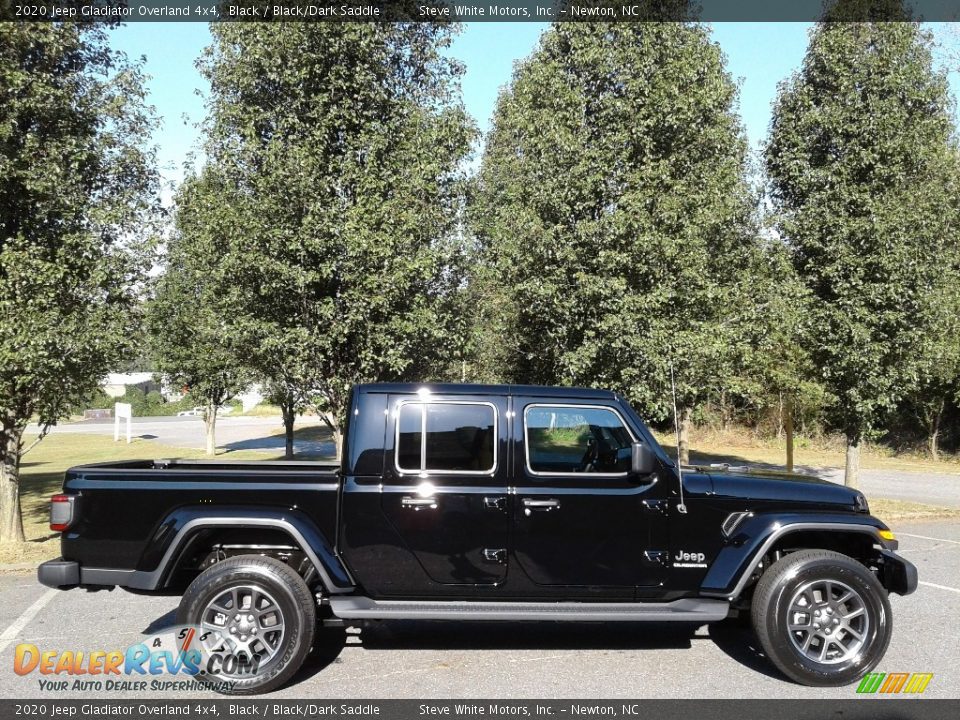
[2,425,958,567]
[868,498,960,522]
[242,403,283,417]
[266,423,333,443]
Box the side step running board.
[329,597,729,623]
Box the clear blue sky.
[108,22,959,196]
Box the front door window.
[525,405,634,475]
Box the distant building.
[238,385,265,412]
[101,372,161,398]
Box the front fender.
[699,512,894,600]
[134,505,354,593]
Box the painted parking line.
[918,581,960,595]
[0,589,58,655]
[897,532,960,545]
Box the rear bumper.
[38,559,142,589]
[880,549,918,596]
[38,559,79,588]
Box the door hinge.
[482,548,507,564]
[642,499,669,516]
[484,496,507,512]
[643,550,670,567]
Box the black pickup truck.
[39,383,916,694]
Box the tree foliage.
[0,25,158,541]
[472,23,761,460]
[193,23,475,451]
[766,21,959,485]
[148,170,252,456]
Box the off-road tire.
[751,549,891,687]
[177,554,316,695]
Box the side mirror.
[631,442,656,475]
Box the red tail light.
[50,494,75,532]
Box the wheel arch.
[700,514,895,601]
[133,506,354,593]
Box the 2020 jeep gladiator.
[39,383,917,693]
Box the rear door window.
[396,402,497,474]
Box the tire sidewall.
[763,557,891,686]
[177,562,313,694]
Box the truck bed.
[60,458,342,574]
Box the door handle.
[522,498,560,516]
[401,496,437,510]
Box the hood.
[691,464,867,510]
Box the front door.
[512,400,666,592]
[381,394,510,589]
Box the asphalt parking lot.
[0,519,957,700]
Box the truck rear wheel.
[177,554,316,695]
[751,549,891,687]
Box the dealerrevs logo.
[12,626,258,693]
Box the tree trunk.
[318,412,343,461]
[785,394,795,473]
[928,400,943,462]
[678,407,692,466]
[777,392,784,440]
[204,404,218,457]
[281,402,295,460]
[0,426,26,543]
[844,434,860,489]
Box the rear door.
[512,399,666,593]
[380,393,511,589]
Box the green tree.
[766,21,958,486]
[458,258,522,385]
[148,170,251,456]
[732,239,825,468]
[473,23,760,463]
[0,25,158,542]
[195,24,475,454]
[902,277,960,460]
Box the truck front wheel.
[751,549,892,686]
[176,554,316,695]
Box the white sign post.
[114,402,132,444]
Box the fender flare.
[699,513,894,600]
[130,506,354,592]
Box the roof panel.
[355,382,617,400]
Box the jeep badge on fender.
[674,551,708,567]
